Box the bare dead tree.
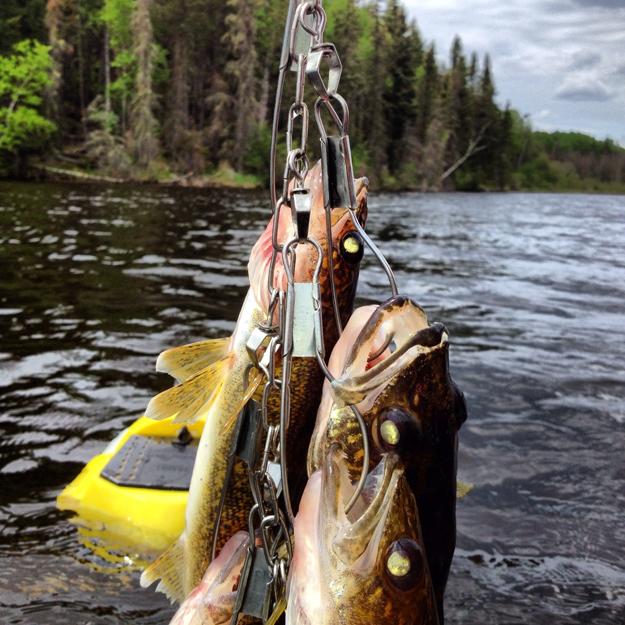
[440,122,490,183]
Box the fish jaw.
[331,297,448,406]
[169,532,248,625]
[288,453,438,625]
[307,305,378,476]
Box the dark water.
[1,181,624,625]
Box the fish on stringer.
[140,161,369,603]
[308,297,468,621]
[286,450,439,625]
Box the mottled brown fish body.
[286,453,439,625]
[263,171,368,513]
[365,340,466,621]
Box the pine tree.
[417,44,437,143]
[222,0,259,170]
[382,0,420,174]
[363,5,387,183]
[129,0,160,168]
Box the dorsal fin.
[146,354,233,424]
[156,337,230,382]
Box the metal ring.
[314,94,350,141]
[286,102,309,155]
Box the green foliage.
[0,39,56,162]
[101,0,136,115]
[0,0,621,192]
[0,1,46,54]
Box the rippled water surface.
[1,182,624,624]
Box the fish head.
[309,297,452,476]
[169,531,248,625]
[331,296,447,406]
[248,161,368,331]
[287,451,437,625]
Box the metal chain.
[235,0,400,620]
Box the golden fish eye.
[385,539,423,591]
[343,235,360,255]
[339,231,364,264]
[380,420,400,446]
[387,550,411,577]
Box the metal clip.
[292,282,316,357]
[246,327,276,370]
[291,188,311,240]
[230,546,274,623]
[321,134,357,210]
[306,43,342,98]
[235,400,263,468]
[312,280,325,360]
[288,4,315,70]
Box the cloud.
[555,77,615,101]
[570,0,625,7]
[404,0,625,139]
[568,50,602,70]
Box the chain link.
[236,0,393,620]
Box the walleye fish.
[169,531,248,625]
[286,450,439,625]
[308,296,467,622]
[141,161,368,602]
[254,163,369,511]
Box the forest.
[1,0,624,192]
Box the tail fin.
[146,354,233,424]
[140,535,186,604]
[156,337,230,383]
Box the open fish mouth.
[331,296,448,405]
[248,164,369,313]
[322,448,404,565]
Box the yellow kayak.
[57,414,205,555]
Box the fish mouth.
[248,164,368,313]
[331,296,448,405]
[322,447,403,565]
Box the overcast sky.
[403,0,625,144]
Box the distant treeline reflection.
[0,0,623,192]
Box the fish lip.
[332,313,448,404]
[324,449,403,560]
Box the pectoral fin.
[146,354,233,424]
[457,480,474,499]
[156,337,230,382]
[140,534,186,604]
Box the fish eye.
[385,539,424,591]
[339,231,364,264]
[375,407,421,453]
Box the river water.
[0,182,624,624]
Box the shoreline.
[4,164,625,196]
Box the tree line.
[1,0,623,192]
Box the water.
[0,181,624,624]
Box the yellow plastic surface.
[57,415,205,554]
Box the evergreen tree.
[362,4,387,183]
[417,44,437,143]
[129,0,160,169]
[222,0,259,170]
[382,0,420,174]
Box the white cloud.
[402,0,625,140]
[556,77,615,102]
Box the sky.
[403,0,625,144]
